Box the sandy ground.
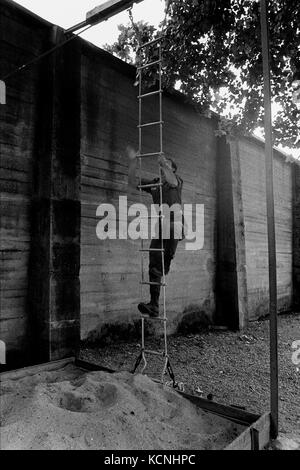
[80,313,300,447]
[0,365,244,450]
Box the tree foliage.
[104,21,156,64]
[104,0,300,150]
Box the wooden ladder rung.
[144,349,165,356]
[137,152,164,158]
[138,37,162,50]
[137,59,161,70]
[138,121,164,128]
[141,315,167,322]
[138,90,162,99]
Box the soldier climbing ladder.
[131,37,176,386]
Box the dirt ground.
[80,312,300,446]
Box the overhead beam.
[65,0,144,34]
[86,0,144,23]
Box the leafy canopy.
[104,0,300,150]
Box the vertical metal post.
[260,0,278,439]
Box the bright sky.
[12,0,165,47]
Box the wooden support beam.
[229,139,248,329]
[216,136,248,330]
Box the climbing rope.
[128,5,143,85]
[128,6,143,49]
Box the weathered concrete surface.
[0,2,81,368]
[0,0,52,367]
[27,27,81,364]
[0,0,298,367]
[80,43,218,340]
[293,163,300,310]
[238,137,294,320]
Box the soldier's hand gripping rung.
[139,248,164,252]
[137,182,163,189]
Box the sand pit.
[0,364,244,450]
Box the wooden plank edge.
[179,391,260,426]
[75,358,115,374]
[0,357,75,382]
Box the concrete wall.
[292,163,300,310]
[238,138,293,320]
[80,44,218,341]
[0,0,50,365]
[216,137,295,326]
[1,0,81,368]
[0,0,298,368]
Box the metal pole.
[260,0,279,439]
